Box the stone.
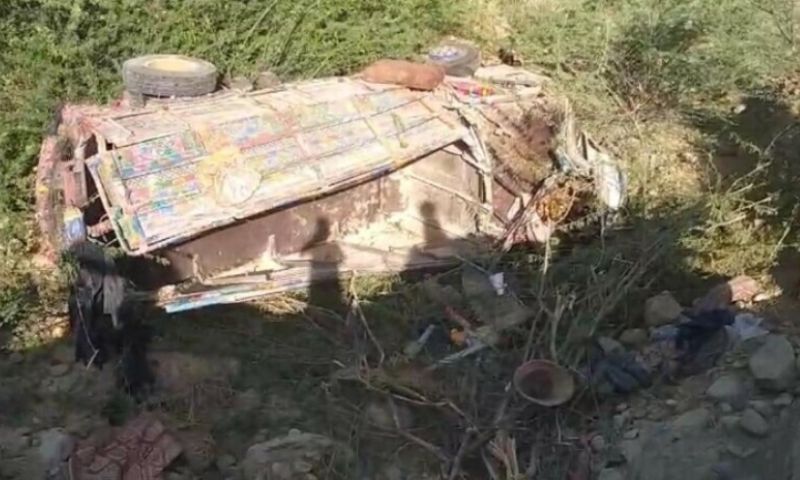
[590,435,606,452]
[613,412,630,429]
[598,468,626,480]
[619,328,648,347]
[695,275,761,311]
[216,454,237,474]
[598,336,624,354]
[229,76,253,91]
[719,403,733,414]
[749,400,775,418]
[254,71,281,90]
[9,351,23,364]
[242,432,341,480]
[38,428,75,476]
[672,407,711,430]
[623,429,639,440]
[49,363,70,377]
[774,393,793,407]
[644,291,682,326]
[616,402,629,413]
[706,375,746,403]
[720,415,740,431]
[749,335,796,391]
[726,443,756,459]
[665,399,678,407]
[739,409,769,437]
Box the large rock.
[749,335,796,391]
[38,428,75,476]
[672,407,711,430]
[706,375,746,403]
[242,430,346,480]
[626,421,721,480]
[644,292,682,326]
[739,409,769,437]
[619,328,649,347]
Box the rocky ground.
[596,334,800,480]
[2,285,800,480]
[593,311,800,480]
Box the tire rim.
[143,57,204,73]
[429,45,467,61]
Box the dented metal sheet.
[84,78,468,254]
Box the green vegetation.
[1,0,799,343]
[0,0,462,331]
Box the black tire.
[122,55,218,97]
[427,42,481,77]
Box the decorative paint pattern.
[85,78,466,253]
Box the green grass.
[2,0,800,345]
[0,0,463,333]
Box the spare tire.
[123,55,218,97]
[427,42,481,77]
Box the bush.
[504,0,797,109]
